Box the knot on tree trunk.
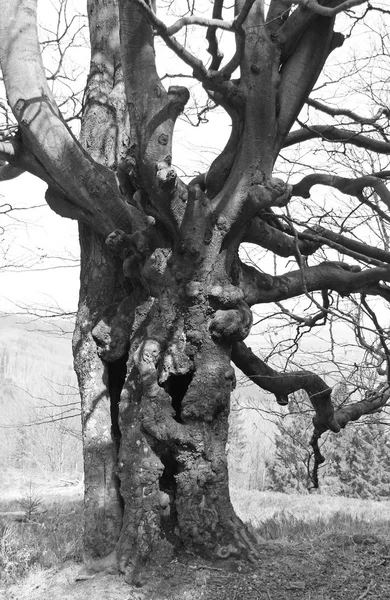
[92,297,134,361]
[209,300,252,341]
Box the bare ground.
[2,528,390,600]
[2,477,390,599]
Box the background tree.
[1,0,390,583]
[268,385,390,498]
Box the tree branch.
[299,226,390,266]
[231,341,340,432]
[288,0,367,17]
[244,215,319,257]
[307,97,390,125]
[238,260,390,305]
[118,0,192,234]
[0,0,137,237]
[276,13,337,150]
[133,0,209,81]
[165,16,233,36]
[321,384,390,435]
[292,173,390,210]
[284,125,390,153]
[206,0,225,70]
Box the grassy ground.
[1,481,390,598]
[232,487,390,541]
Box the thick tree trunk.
[73,227,127,556]
[76,234,258,580]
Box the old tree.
[1,0,390,581]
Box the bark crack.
[162,373,193,423]
[107,354,128,513]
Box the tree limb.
[0,0,137,237]
[231,341,340,432]
[321,384,390,435]
[299,226,390,266]
[288,0,367,17]
[276,13,337,150]
[244,215,319,257]
[238,260,390,305]
[292,172,390,210]
[307,97,390,125]
[133,0,209,82]
[165,16,233,36]
[206,0,225,70]
[285,125,390,153]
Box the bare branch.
[206,0,224,70]
[231,341,340,432]
[293,173,390,210]
[299,227,390,266]
[165,16,233,36]
[149,0,256,37]
[0,0,137,237]
[239,260,390,306]
[244,215,319,257]
[321,384,390,434]
[307,97,390,125]
[285,125,390,153]
[287,0,367,17]
[133,0,209,81]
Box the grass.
[1,485,390,588]
[0,500,83,585]
[231,488,390,542]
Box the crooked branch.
[238,260,390,306]
[231,341,340,432]
[293,173,390,210]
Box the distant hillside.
[0,313,277,491]
[0,313,82,479]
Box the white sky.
[0,174,79,314]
